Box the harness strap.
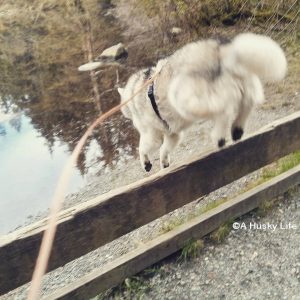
[146,69,169,130]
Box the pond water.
[0,98,137,235]
[0,1,142,235]
[0,112,85,234]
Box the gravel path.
[115,187,300,300]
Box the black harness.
[145,68,169,130]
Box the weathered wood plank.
[1,111,300,295]
[46,165,300,299]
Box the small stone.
[78,61,103,71]
[99,43,127,59]
[170,27,182,35]
[250,251,258,260]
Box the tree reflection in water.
[0,0,142,233]
[0,0,139,176]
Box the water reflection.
[0,0,141,234]
[0,113,83,234]
[0,100,137,235]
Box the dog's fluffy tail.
[224,33,287,82]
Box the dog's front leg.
[139,137,152,172]
[138,130,163,172]
[139,152,152,172]
[159,133,180,169]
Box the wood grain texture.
[1,111,300,295]
[47,165,300,299]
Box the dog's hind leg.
[231,101,252,141]
[139,130,163,172]
[160,133,180,169]
[211,113,230,148]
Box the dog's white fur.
[118,33,287,171]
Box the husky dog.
[118,33,287,172]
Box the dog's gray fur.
[118,33,287,171]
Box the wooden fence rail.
[1,111,300,296]
[47,165,300,300]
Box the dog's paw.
[144,161,152,172]
[163,162,169,169]
[160,162,170,169]
[218,138,226,148]
[160,156,170,169]
[231,127,244,141]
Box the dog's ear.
[117,87,124,96]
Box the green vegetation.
[97,266,165,299]
[210,220,233,243]
[197,197,228,215]
[262,151,300,179]
[245,150,300,190]
[161,217,185,233]
[256,198,278,217]
[179,238,204,261]
[161,197,228,234]
[96,276,150,299]
[123,276,151,299]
